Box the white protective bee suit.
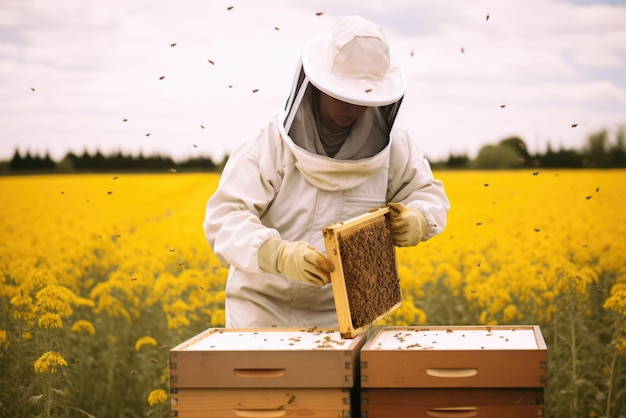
[203,16,450,328]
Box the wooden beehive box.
[360,325,547,417]
[323,207,402,339]
[360,387,545,418]
[360,325,547,388]
[169,327,367,418]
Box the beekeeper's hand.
[258,238,334,286]
[388,202,427,247]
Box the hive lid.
[364,326,543,351]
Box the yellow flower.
[210,309,225,327]
[35,285,78,318]
[10,292,32,308]
[147,388,167,405]
[38,313,63,329]
[0,330,9,348]
[167,315,190,329]
[34,351,68,374]
[10,293,35,322]
[603,290,626,316]
[71,320,96,336]
[616,338,626,354]
[135,336,158,351]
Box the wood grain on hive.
[323,206,401,339]
[169,327,367,418]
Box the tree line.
[435,126,626,170]
[2,126,625,174]
[1,150,227,174]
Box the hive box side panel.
[172,388,351,418]
[323,207,401,339]
[170,328,367,389]
[362,388,544,418]
[361,326,547,388]
[171,350,356,389]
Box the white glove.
[387,202,427,247]
[258,238,334,286]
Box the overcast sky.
[1,0,625,163]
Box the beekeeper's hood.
[278,15,406,191]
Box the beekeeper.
[203,15,450,328]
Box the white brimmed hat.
[302,15,406,107]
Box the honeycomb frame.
[323,206,402,338]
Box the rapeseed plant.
[1,171,625,417]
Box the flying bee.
[107,191,113,195]
[131,369,137,376]
[113,176,119,180]
[31,87,36,92]
[571,123,578,128]
[159,75,166,80]
[475,221,482,226]
[500,104,506,108]
[200,125,205,129]
[227,6,234,10]
[287,395,296,404]
[274,27,280,31]
[252,89,259,93]
[486,13,490,21]
[122,118,127,122]
[170,43,177,48]
[208,59,215,65]
[534,228,540,232]
[585,195,592,200]
[483,183,489,187]
[364,88,372,93]
[596,186,600,192]
[145,133,151,137]
[533,171,540,176]
[315,12,324,16]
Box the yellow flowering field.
[1,170,625,417]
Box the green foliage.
[473,144,523,169]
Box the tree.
[499,136,532,167]
[473,144,523,169]
[608,125,626,167]
[9,150,24,171]
[585,129,610,168]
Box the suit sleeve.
[203,122,283,272]
[387,128,450,240]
